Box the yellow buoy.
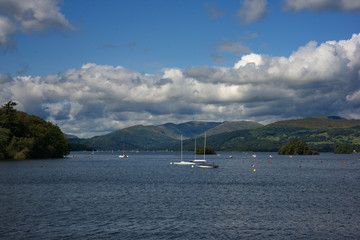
[253,169,256,172]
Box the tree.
[0,128,11,160]
[0,101,69,160]
[0,101,19,136]
[334,144,353,154]
[195,146,216,155]
[278,139,319,155]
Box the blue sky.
[1,0,360,138]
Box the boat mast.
[181,135,183,162]
[194,137,196,160]
[203,132,206,160]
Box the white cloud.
[283,0,360,12]
[234,53,263,68]
[1,34,360,137]
[237,0,268,24]
[0,0,74,49]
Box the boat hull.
[197,165,219,168]
[173,161,196,165]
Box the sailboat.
[193,135,206,163]
[197,132,219,168]
[172,135,195,165]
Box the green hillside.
[268,116,360,129]
[70,116,360,152]
[206,121,263,136]
[205,124,360,152]
[82,125,178,151]
[73,121,261,151]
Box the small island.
[0,101,69,160]
[278,139,319,155]
[195,147,216,155]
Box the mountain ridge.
[68,116,360,152]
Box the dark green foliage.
[334,144,353,154]
[0,101,69,160]
[195,147,216,155]
[278,139,319,155]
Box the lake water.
[1,151,360,239]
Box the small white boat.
[193,132,208,163]
[173,161,195,165]
[119,154,128,158]
[172,135,195,165]
[196,133,218,169]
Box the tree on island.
[334,144,353,154]
[0,101,69,160]
[195,146,216,155]
[278,139,319,155]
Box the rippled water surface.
[1,152,360,239]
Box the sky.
[1,0,360,138]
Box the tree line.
[0,101,69,160]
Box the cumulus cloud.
[237,0,268,24]
[283,0,360,12]
[1,34,360,138]
[0,0,74,49]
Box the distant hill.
[68,116,360,152]
[160,121,222,138]
[205,116,360,152]
[268,116,360,129]
[65,134,79,140]
[206,121,263,136]
[70,120,262,151]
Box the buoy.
[30,163,32,165]
[269,160,271,164]
[342,161,345,164]
[40,165,43,168]
[299,165,301,168]
[253,169,256,172]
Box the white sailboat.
[172,135,195,165]
[193,135,206,163]
[197,132,219,168]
